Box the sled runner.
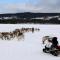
[43,47,60,56]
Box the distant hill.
[0,12,60,24]
[0,12,60,18]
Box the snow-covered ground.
[0,24,60,60]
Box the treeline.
[0,18,60,24]
[0,12,60,18]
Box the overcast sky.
[0,0,60,13]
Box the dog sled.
[42,36,60,56]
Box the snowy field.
[0,24,60,60]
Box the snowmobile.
[42,36,60,56]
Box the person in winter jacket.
[51,37,58,49]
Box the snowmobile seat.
[56,46,60,49]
